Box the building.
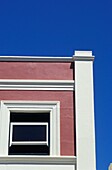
[0,51,96,170]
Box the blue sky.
[0,0,112,169]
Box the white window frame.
[0,101,60,156]
[10,122,48,146]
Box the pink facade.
[0,62,73,80]
[0,61,75,156]
[0,52,96,170]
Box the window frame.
[0,101,60,156]
[10,122,49,146]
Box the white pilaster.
[73,51,96,170]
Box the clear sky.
[0,0,112,169]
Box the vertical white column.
[73,51,96,170]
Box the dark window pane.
[9,145,49,155]
[12,125,46,141]
[10,113,50,122]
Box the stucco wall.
[0,61,75,156]
[0,90,75,156]
[0,62,74,80]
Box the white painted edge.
[74,51,92,56]
[74,59,96,170]
[0,51,94,62]
[73,50,95,61]
[0,56,73,62]
[0,79,74,91]
[73,56,95,61]
[10,122,48,146]
[0,156,76,165]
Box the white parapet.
[74,51,92,56]
[73,51,96,170]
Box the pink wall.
[0,90,75,156]
[0,61,75,155]
[0,62,74,80]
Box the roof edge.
[0,51,94,62]
[0,56,73,62]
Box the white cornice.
[0,56,73,62]
[0,55,95,62]
[0,79,74,91]
[73,51,95,61]
[0,156,76,165]
[73,55,95,61]
[0,51,94,62]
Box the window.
[10,123,48,145]
[9,112,50,155]
[0,101,60,156]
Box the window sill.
[0,156,76,165]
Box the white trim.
[74,50,96,170]
[10,122,48,146]
[0,53,94,62]
[0,56,73,62]
[0,79,74,91]
[74,51,93,56]
[73,50,95,61]
[0,101,60,156]
[0,156,76,165]
[73,56,94,61]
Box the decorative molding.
[0,101,60,156]
[0,156,76,165]
[74,51,93,56]
[0,79,74,91]
[9,122,49,146]
[0,56,73,62]
[73,50,95,61]
[0,51,94,62]
[73,56,94,61]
